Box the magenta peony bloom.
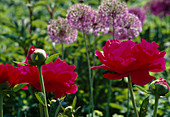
[0,64,20,87]
[66,3,93,33]
[98,0,128,27]
[18,58,77,99]
[48,17,78,44]
[114,13,142,39]
[128,7,146,25]
[91,39,166,86]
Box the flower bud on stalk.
[149,78,169,96]
[26,46,48,66]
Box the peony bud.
[26,46,48,66]
[149,78,169,96]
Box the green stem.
[153,95,160,117]
[54,99,64,117]
[0,90,3,117]
[61,40,64,60]
[83,33,94,116]
[39,103,43,117]
[106,80,112,117]
[127,75,139,117]
[127,85,130,117]
[92,35,97,83]
[37,66,49,117]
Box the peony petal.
[91,64,112,71]
[149,58,166,72]
[130,70,155,86]
[103,73,128,80]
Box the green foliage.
[0,0,170,116]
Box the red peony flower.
[91,39,166,86]
[18,58,77,99]
[25,45,48,66]
[0,64,20,87]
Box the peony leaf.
[71,96,77,110]
[13,83,29,92]
[35,92,45,106]
[165,92,170,97]
[139,96,149,117]
[134,85,150,94]
[45,53,59,64]
[13,61,28,66]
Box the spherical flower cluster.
[98,0,128,27]
[91,39,166,86]
[0,64,20,87]
[18,58,77,99]
[91,9,109,36]
[47,17,78,44]
[25,45,48,66]
[144,0,170,17]
[114,13,142,39]
[128,7,146,25]
[66,3,93,33]
[149,78,169,96]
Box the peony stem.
[0,90,3,117]
[83,33,94,116]
[39,103,43,117]
[128,75,139,117]
[37,66,49,117]
[106,80,112,117]
[153,95,160,117]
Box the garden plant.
[0,0,170,117]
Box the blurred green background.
[0,0,169,116]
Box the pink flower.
[25,45,48,66]
[91,39,166,86]
[0,64,20,87]
[18,58,77,99]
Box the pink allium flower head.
[114,13,142,39]
[98,0,128,27]
[91,39,166,86]
[18,58,77,99]
[91,9,109,36]
[128,7,146,25]
[66,3,93,33]
[149,78,169,96]
[144,0,170,17]
[47,17,78,44]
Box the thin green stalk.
[153,95,160,117]
[127,85,130,117]
[61,40,64,60]
[39,103,43,117]
[83,33,94,116]
[127,75,139,117]
[106,80,112,117]
[0,90,3,117]
[37,66,49,117]
[92,35,97,83]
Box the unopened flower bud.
[26,46,48,66]
[149,78,169,96]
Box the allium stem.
[37,66,49,117]
[106,80,112,117]
[61,40,64,59]
[0,90,3,117]
[92,35,97,83]
[83,33,94,116]
[128,75,139,117]
[153,95,160,117]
